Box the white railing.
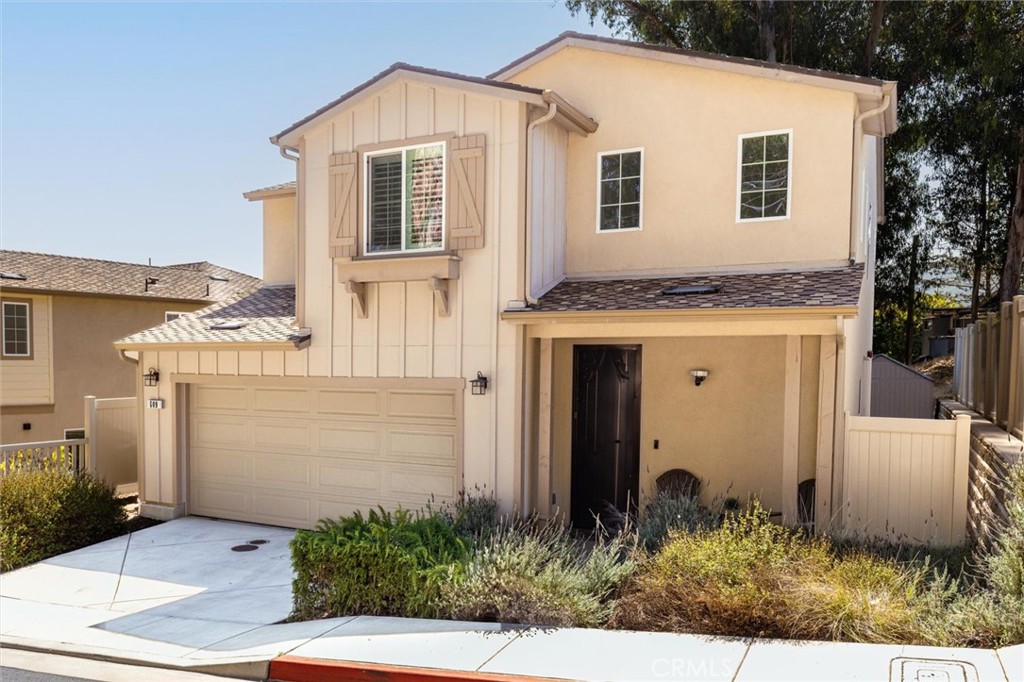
[843,414,971,546]
[0,439,86,476]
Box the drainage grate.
[889,657,979,682]
[231,544,259,552]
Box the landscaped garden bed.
[290,468,1024,648]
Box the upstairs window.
[597,149,643,232]
[365,142,445,254]
[2,300,31,358]
[738,131,791,221]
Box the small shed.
[871,355,936,419]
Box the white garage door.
[188,382,460,528]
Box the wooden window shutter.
[448,134,486,250]
[329,152,358,257]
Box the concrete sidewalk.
[0,517,1019,681]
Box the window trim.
[1,299,32,360]
[735,129,793,224]
[362,139,447,257]
[165,311,188,323]
[595,147,645,233]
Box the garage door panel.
[192,449,253,482]
[189,383,459,529]
[254,422,311,450]
[387,391,457,419]
[317,389,382,416]
[193,386,248,411]
[388,429,456,464]
[192,417,251,448]
[318,461,380,494]
[385,465,457,502]
[317,426,380,454]
[253,387,311,413]
[254,455,312,487]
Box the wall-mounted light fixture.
[689,369,709,387]
[143,367,160,387]
[470,371,489,396]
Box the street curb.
[0,636,270,681]
[268,655,575,682]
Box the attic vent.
[209,321,245,331]
[662,285,720,295]
[209,275,229,282]
[0,272,27,281]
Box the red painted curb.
[269,655,575,682]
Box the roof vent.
[0,272,27,281]
[662,285,720,296]
[209,321,246,331]
[209,275,229,282]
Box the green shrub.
[290,507,468,621]
[1,470,127,571]
[434,486,499,542]
[442,518,637,628]
[637,491,721,551]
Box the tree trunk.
[1001,150,1024,302]
[756,0,777,62]
[863,1,887,75]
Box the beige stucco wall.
[509,47,858,277]
[1,295,204,443]
[548,335,820,517]
[262,195,297,286]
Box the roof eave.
[242,187,297,202]
[500,305,860,323]
[114,337,311,352]
[0,286,214,305]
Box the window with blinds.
[366,142,445,254]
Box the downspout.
[849,93,891,260]
[279,144,302,326]
[118,349,139,365]
[523,101,558,305]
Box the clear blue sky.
[1,1,611,277]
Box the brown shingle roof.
[243,181,296,200]
[513,266,864,314]
[116,286,308,347]
[0,251,261,303]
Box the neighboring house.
[0,251,260,442]
[116,32,898,529]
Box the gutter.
[500,305,861,324]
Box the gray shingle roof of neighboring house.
[511,265,865,314]
[115,286,309,348]
[242,181,297,200]
[0,250,261,303]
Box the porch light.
[143,368,160,387]
[690,369,708,387]
[470,371,489,396]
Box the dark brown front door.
[570,345,641,528]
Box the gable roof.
[505,265,864,316]
[270,62,596,147]
[0,250,261,304]
[115,285,309,350]
[491,32,898,136]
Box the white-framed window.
[364,141,446,255]
[737,130,792,222]
[165,311,188,322]
[597,148,643,232]
[2,300,31,358]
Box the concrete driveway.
[0,517,307,677]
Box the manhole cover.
[249,539,269,545]
[231,544,259,552]
[890,657,979,682]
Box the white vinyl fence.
[843,414,971,545]
[84,396,138,491]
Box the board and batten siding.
[0,293,53,408]
[530,123,568,300]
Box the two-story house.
[116,32,897,529]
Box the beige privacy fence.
[843,414,971,545]
[84,396,138,491]
[953,295,1024,439]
